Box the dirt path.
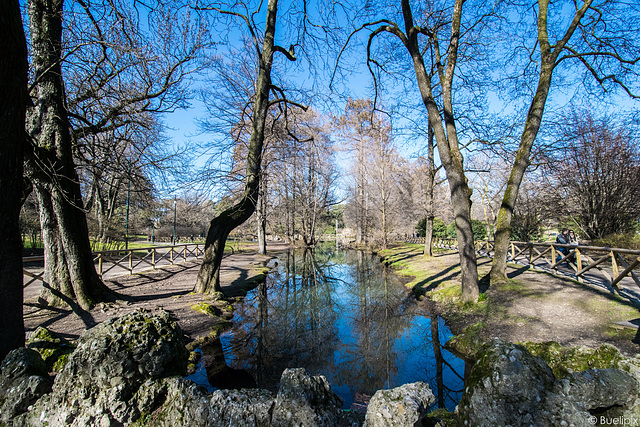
[23,241,640,358]
[23,242,290,343]
[380,245,640,357]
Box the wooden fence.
[23,243,204,289]
[404,237,640,292]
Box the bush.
[416,216,448,238]
[444,220,487,240]
[591,233,640,250]
[433,217,447,238]
[471,219,487,240]
[446,222,457,238]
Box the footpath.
[22,242,289,343]
[378,243,640,357]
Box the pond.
[192,245,466,412]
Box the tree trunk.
[257,175,267,255]
[402,0,479,302]
[490,0,591,283]
[424,123,435,256]
[356,138,365,245]
[194,0,279,294]
[0,0,28,360]
[491,63,553,283]
[26,0,108,310]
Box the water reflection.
[216,246,465,410]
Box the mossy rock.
[26,327,75,372]
[445,322,488,360]
[191,302,222,318]
[520,341,627,379]
[424,408,457,426]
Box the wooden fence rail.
[23,243,204,289]
[417,237,640,293]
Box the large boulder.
[0,347,52,423]
[457,340,640,426]
[364,382,435,427]
[14,309,189,426]
[144,368,348,427]
[271,368,344,427]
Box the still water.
[215,246,465,411]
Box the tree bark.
[257,174,267,255]
[490,0,593,283]
[424,123,435,257]
[26,0,108,310]
[0,0,28,360]
[194,0,280,293]
[402,0,479,302]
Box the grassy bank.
[379,243,640,358]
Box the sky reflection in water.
[219,246,465,411]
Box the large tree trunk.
[403,0,479,302]
[0,0,28,360]
[490,0,592,283]
[194,0,279,294]
[26,0,108,310]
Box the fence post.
[611,251,619,287]
[183,245,187,262]
[575,248,583,282]
[152,248,156,270]
[98,254,103,277]
[170,246,174,265]
[511,242,515,260]
[128,250,133,275]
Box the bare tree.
[194,0,302,293]
[26,0,109,309]
[336,0,487,301]
[490,0,640,283]
[545,111,640,239]
[334,98,383,246]
[0,0,28,359]
[25,0,202,309]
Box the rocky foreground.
[1,309,640,426]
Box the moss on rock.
[26,327,75,373]
[520,341,628,379]
[445,322,488,360]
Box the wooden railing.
[413,237,640,292]
[22,243,204,289]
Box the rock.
[364,382,435,427]
[26,326,75,372]
[546,368,639,425]
[208,388,275,426]
[135,377,214,426]
[0,347,53,423]
[146,368,348,427]
[457,340,640,426]
[271,368,344,427]
[14,309,189,426]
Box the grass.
[378,243,454,290]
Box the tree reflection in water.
[217,245,465,410]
